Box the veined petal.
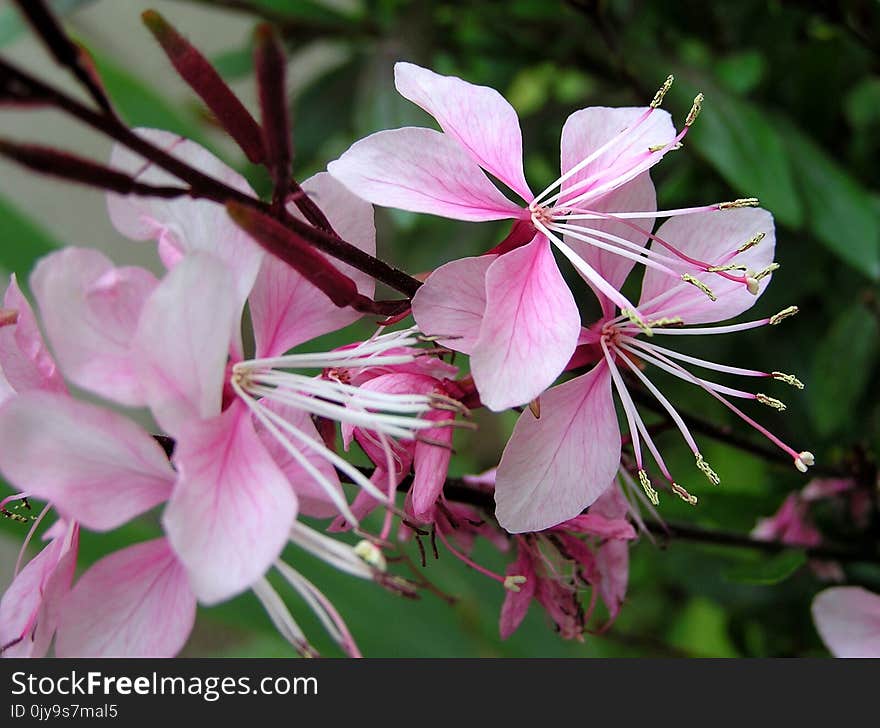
[106,128,263,309]
[250,172,375,358]
[495,363,621,533]
[254,400,342,519]
[132,253,238,436]
[639,208,776,324]
[559,106,674,202]
[471,236,580,411]
[394,62,532,201]
[31,248,157,406]
[411,409,454,521]
[0,521,78,658]
[163,403,298,605]
[0,274,65,397]
[411,255,494,354]
[55,538,196,657]
[596,540,629,621]
[328,127,523,222]
[0,392,174,530]
[812,587,880,658]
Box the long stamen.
[252,578,318,657]
[601,340,644,470]
[289,521,376,580]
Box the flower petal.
[55,538,196,657]
[132,253,238,436]
[328,127,523,221]
[470,236,580,410]
[107,128,263,309]
[411,409,454,521]
[163,403,298,604]
[31,248,158,406]
[812,587,880,658]
[0,392,174,530]
[495,363,621,533]
[394,62,532,201]
[639,208,776,324]
[559,106,674,205]
[250,172,375,358]
[499,544,536,639]
[411,255,494,355]
[0,274,66,397]
[0,521,78,657]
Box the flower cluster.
[0,33,815,655]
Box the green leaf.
[0,195,58,277]
[809,304,880,436]
[678,85,803,228]
[715,51,765,95]
[778,119,880,280]
[668,597,740,656]
[724,549,807,586]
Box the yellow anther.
[681,273,717,301]
[756,393,786,411]
[746,276,760,295]
[648,143,667,153]
[354,540,387,572]
[772,371,804,389]
[650,74,675,108]
[638,470,660,506]
[622,308,653,337]
[504,575,527,592]
[719,198,760,210]
[685,93,704,126]
[695,453,720,485]
[706,263,748,272]
[672,483,698,506]
[754,263,780,281]
[737,231,766,253]
[647,316,684,328]
[769,306,799,325]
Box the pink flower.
[499,483,635,640]
[329,63,770,410]
[752,493,822,547]
[493,207,813,532]
[812,587,880,657]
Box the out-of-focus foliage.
[1,0,878,657]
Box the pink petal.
[106,128,263,309]
[55,538,196,657]
[639,208,776,324]
[812,587,880,658]
[0,392,174,530]
[411,255,494,355]
[590,481,630,520]
[494,363,621,533]
[0,274,66,397]
[596,540,629,621]
[254,400,342,519]
[394,62,532,201]
[31,248,158,406]
[499,543,536,639]
[563,513,636,540]
[250,172,375,357]
[559,106,674,205]
[132,253,238,436]
[0,521,78,657]
[470,236,580,411]
[327,127,523,221]
[411,409,454,521]
[163,402,298,604]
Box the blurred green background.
[1,0,878,657]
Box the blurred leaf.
[777,120,880,280]
[715,51,765,95]
[668,597,740,656]
[845,77,880,129]
[809,304,879,436]
[244,0,359,24]
[210,44,254,82]
[507,64,553,116]
[85,46,212,148]
[0,195,58,276]
[724,550,806,585]
[680,86,803,228]
[0,0,94,47]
